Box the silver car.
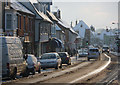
[38,53,62,69]
[78,49,88,57]
[87,48,100,61]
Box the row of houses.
[1,0,79,57]
[1,0,99,57]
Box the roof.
[38,0,52,5]
[47,11,58,22]
[73,20,90,39]
[29,0,52,23]
[38,12,53,23]
[11,1,34,15]
[58,19,78,35]
[56,24,61,31]
[19,0,52,23]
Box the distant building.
[96,29,116,48]
[73,20,91,48]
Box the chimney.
[71,21,73,28]
[76,20,78,25]
[57,9,61,19]
[5,0,10,7]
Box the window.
[81,24,83,27]
[17,15,18,28]
[24,17,26,32]
[6,14,12,29]
[28,18,29,31]
[5,0,9,6]
[19,16,21,29]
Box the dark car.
[58,52,71,65]
[102,46,109,53]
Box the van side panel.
[2,38,9,77]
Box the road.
[2,53,119,85]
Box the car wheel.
[32,68,35,75]
[38,66,41,73]
[59,63,62,68]
[68,60,71,65]
[10,67,17,79]
[88,58,90,61]
[22,67,29,77]
[55,64,59,69]
[43,68,46,70]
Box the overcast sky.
[52,1,119,30]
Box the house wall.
[69,31,77,50]
[83,29,90,47]
[5,9,18,35]
[0,2,2,30]
[118,1,120,33]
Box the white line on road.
[69,54,111,84]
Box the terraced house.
[5,0,35,54]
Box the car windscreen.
[58,53,67,57]
[89,49,99,52]
[103,47,109,49]
[41,54,56,59]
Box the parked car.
[78,49,88,57]
[58,52,71,65]
[87,48,100,61]
[38,53,62,69]
[1,36,27,79]
[102,46,110,53]
[26,54,41,75]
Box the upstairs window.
[24,17,26,32]
[19,16,21,29]
[6,14,12,29]
[80,24,83,27]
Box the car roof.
[58,52,67,53]
[89,48,99,49]
[43,53,58,55]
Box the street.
[2,52,119,85]
[1,1,120,85]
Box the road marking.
[69,54,111,84]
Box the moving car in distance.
[38,53,62,69]
[87,48,100,61]
[58,52,71,65]
[102,45,110,53]
[78,48,88,57]
[26,54,41,75]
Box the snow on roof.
[47,11,58,22]
[11,1,34,15]
[73,20,90,38]
[20,0,52,23]
[58,19,70,29]
[58,19,78,35]
[38,0,52,4]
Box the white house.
[73,20,90,48]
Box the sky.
[52,1,119,30]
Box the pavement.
[110,51,120,56]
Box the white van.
[1,36,27,79]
